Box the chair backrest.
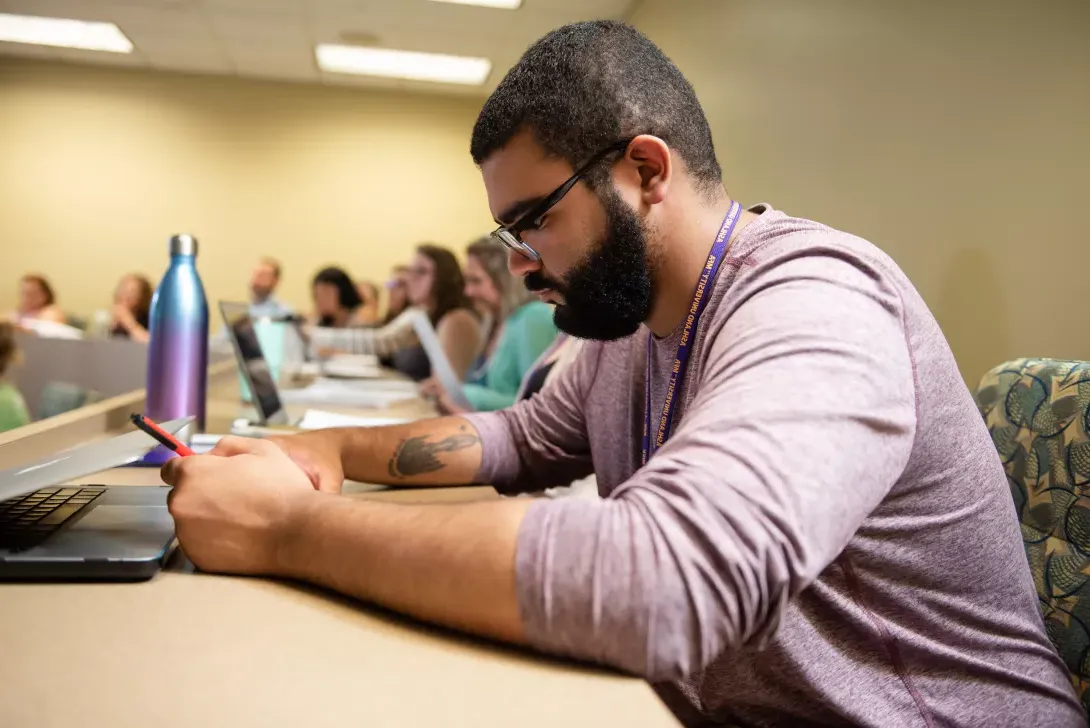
[37,381,101,420]
[974,358,1090,713]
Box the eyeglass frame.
[490,138,635,261]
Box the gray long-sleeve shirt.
[466,204,1081,726]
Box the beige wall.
[632,0,1090,384]
[4,2,1089,385]
[0,59,494,319]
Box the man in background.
[212,257,292,351]
[246,257,291,319]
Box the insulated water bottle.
[142,234,209,463]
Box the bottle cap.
[170,234,198,256]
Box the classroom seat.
[975,358,1090,713]
[38,381,101,420]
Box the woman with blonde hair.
[427,237,557,413]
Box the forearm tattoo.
[387,425,480,479]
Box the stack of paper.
[280,379,416,409]
[297,409,412,430]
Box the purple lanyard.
[641,201,742,466]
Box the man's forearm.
[277,492,530,644]
[308,416,485,487]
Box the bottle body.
[145,236,209,437]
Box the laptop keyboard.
[0,487,106,552]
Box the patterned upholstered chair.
[37,382,100,420]
[975,358,1090,713]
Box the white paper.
[297,409,411,430]
[17,318,84,340]
[279,382,415,409]
[189,433,224,454]
[312,377,419,394]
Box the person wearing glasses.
[423,237,557,414]
[382,265,411,325]
[308,246,482,381]
[160,21,1080,727]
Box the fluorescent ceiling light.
[316,44,491,86]
[0,13,133,53]
[428,0,523,8]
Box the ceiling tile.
[0,0,636,94]
[110,0,193,7]
[109,3,210,36]
[209,12,309,44]
[0,0,114,23]
[201,0,303,16]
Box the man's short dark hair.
[471,21,722,194]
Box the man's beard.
[524,188,654,341]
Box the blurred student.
[11,274,65,325]
[212,258,293,350]
[248,257,293,319]
[309,246,481,380]
[354,280,382,325]
[517,333,581,401]
[311,266,362,328]
[383,266,410,324]
[379,264,425,378]
[0,322,30,432]
[426,238,556,412]
[109,273,153,342]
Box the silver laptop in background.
[219,301,294,426]
[410,311,474,412]
[0,418,188,581]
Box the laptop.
[218,302,415,430]
[409,311,474,412]
[0,418,188,581]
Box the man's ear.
[626,135,671,205]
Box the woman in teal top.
[442,238,558,412]
[0,322,31,433]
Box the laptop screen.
[218,302,287,425]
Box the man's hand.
[161,437,318,574]
[418,378,469,416]
[111,304,136,331]
[160,428,527,651]
[265,432,347,493]
[418,377,442,399]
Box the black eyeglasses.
[491,138,634,261]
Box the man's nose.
[507,249,541,278]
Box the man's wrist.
[271,489,325,578]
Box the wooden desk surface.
[0,369,678,727]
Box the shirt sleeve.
[308,309,418,358]
[510,250,917,681]
[464,340,601,495]
[463,382,517,412]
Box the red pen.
[130,413,196,457]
